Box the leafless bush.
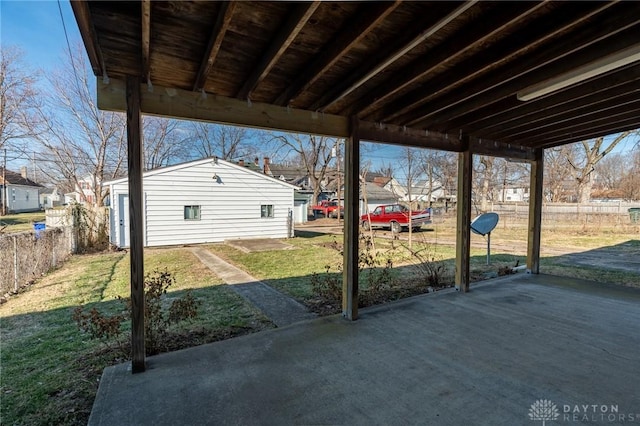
[73,269,200,356]
[401,239,449,289]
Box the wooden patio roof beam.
[99,78,349,137]
[141,0,151,81]
[236,2,320,100]
[489,95,640,141]
[538,123,640,149]
[97,78,538,160]
[346,1,547,117]
[451,64,640,134]
[468,138,537,162]
[350,122,537,161]
[358,122,462,152]
[70,0,106,77]
[514,110,640,146]
[372,1,616,124]
[311,1,476,112]
[274,1,401,107]
[192,2,236,91]
[405,19,640,127]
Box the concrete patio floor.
[89,274,640,426]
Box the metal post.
[13,236,18,292]
[486,232,491,265]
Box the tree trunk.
[577,177,593,204]
[479,156,494,212]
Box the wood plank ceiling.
[73,0,640,151]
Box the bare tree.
[272,133,341,206]
[618,147,640,201]
[34,45,126,207]
[436,152,458,207]
[373,161,395,178]
[566,132,632,203]
[190,122,256,160]
[419,150,451,207]
[544,146,575,202]
[0,45,44,153]
[593,152,623,196]
[360,161,376,244]
[495,157,530,203]
[143,117,189,170]
[398,147,423,247]
[476,156,495,212]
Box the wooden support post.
[455,146,472,292]
[126,75,145,373]
[527,148,544,274]
[342,117,360,320]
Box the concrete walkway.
[190,247,316,327]
[89,274,640,425]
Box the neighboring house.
[332,181,399,215]
[39,187,63,209]
[263,157,314,189]
[65,175,102,205]
[0,167,43,213]
[106,157,298,248]
[380,177,409,201]
[235,157,263,173]
[409,179,446,203]
[497,185,529,202]
[360,182,399,214]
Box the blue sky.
[1,1,79,68]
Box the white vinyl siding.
[5,185,40,213]
[108,159,295,247]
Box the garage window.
[261,204,274,218]
[184,205,201,220]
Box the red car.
[361,204,431,233]
[312,200,344,218]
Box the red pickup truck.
[311,200,344,218]
[361,204,431,233]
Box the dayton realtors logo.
[562,404,637,423]
[529,400,560,425]
[529,399,639,424]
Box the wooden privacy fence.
[0,227,74,296]
[46,205,110,253]
[489,202,640,223]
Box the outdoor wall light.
[517,44,640,101]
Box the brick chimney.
[263,157,272,175]
[20,166,28,179]
[254,157,260,167]
[238,159,245,167]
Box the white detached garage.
[106,157,297,248]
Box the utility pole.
[335,141,342,223]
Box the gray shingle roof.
[0,168,43,187]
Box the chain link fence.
[0,226,74,297]
[0,205,109,299]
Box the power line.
[57,0,83,97]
